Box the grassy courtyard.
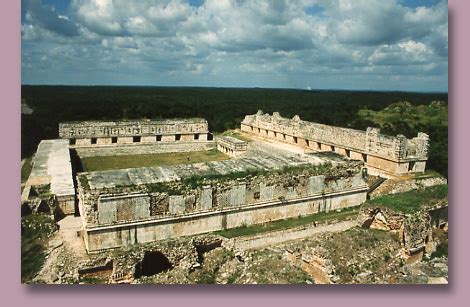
[215,207,360,238]
[81,149,229,172]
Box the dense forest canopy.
[21,86,448,177]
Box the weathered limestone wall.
[75,141,216,157]
[59,119,209,138]
[216,136,247,157]
[60,119,210,148]
[229,220,356,251]
[25,139,76,215]
[56,195,75,215]
[98,194,150,224]
[369,176,448,199]
[241,111,429,177]
[84,188,368,252]
[77,163,369,251]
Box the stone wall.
[241,111,429,177]
[59,119,209,138]
[77,164,369,252]
[216,136,247,157]
[59,119,210,148]
[76,141,216,157]
[84,188,368,252]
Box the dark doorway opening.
[111,137,118,144]
[133,136,141,143]
[134,251,173,278]
[69,138,76,146]
[194,133,200,140]
[91,138,97,145]
[175,134,181,141]
[156,135,162,142]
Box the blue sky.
[21,0,448,92]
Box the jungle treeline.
[21,86,448,177]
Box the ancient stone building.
[241,111,429,178]
[76,155,368,252]
[216,136,247,157]
[59,118,211,147]
[22,139,75,215]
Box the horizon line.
[21,84,449,95]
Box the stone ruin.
[216,136,247,157]
[59,118,212,146]
[23,114,436,253]
[241,110,429,178]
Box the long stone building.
[241,111,429,178]
[59,118,211,147]
[77,158,368,252]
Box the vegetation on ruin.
[358,101,448,178]
[21,156,33,183]
[365,184,448,215]
[144,162,334,194]
[21,214,57,282]
[431,228,448,259]
[300,227,402,284]
[81,149,229,172]
[215,206,359,238]
[185,162,331,185]
[21,86,447,175]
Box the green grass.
[215,207,359,238]
[81,149,229,172]
[21,157,33,183]
[366,184,448,214]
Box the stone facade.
[216,136,247,157]
[241,111,429,178]
[59,119,211,147]
[77,161,368,252]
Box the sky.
[21,0,448,92]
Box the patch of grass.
[216,207,359,238]
[21,214,57,282]
[412,170,443,179]
[81,149,229,172]
[366,184,448,214]
[21,157,33,183]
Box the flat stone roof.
[217,135,247,145]
[29,139,75,197]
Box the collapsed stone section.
[59,118,211,147]
[241,111,429,178]
[77,158,369,252]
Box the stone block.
[260,183,274,201]
[198,187,213,211]
[230,184,246,206]
[309,175,325,194]
[169,195,185,215]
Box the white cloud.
[21,0,448,91]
